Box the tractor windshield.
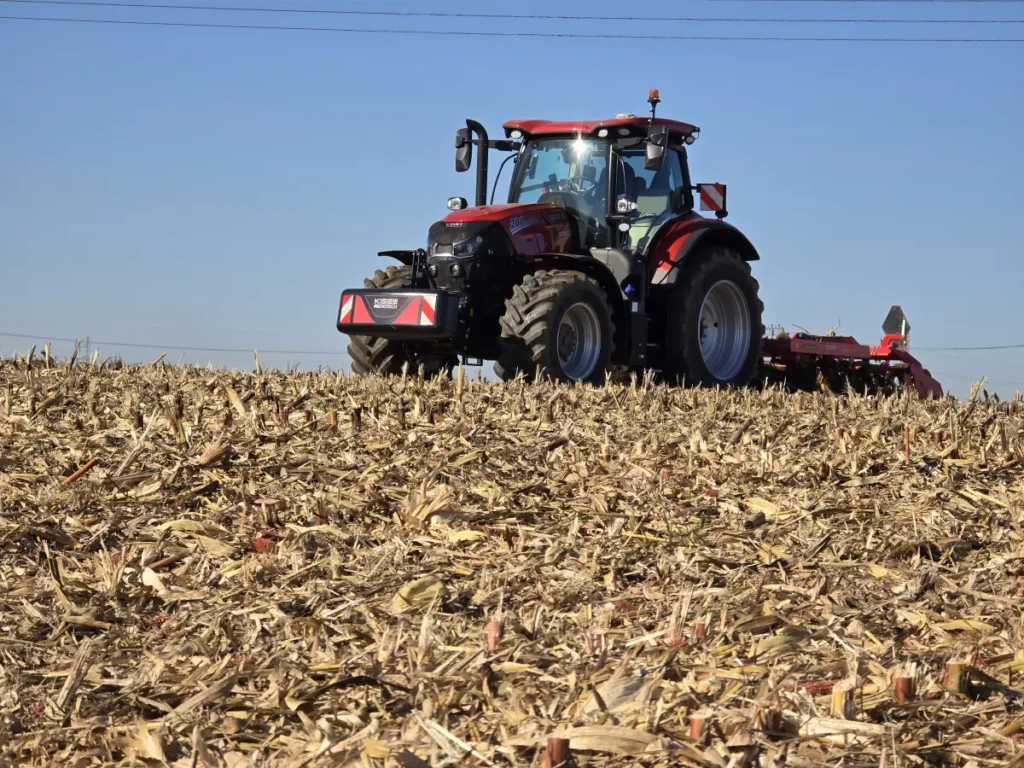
[510,138,608,206]
[509,137,685,249]
[509,138,612,246]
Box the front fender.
[648,216,760,286]
[527,253,631,362]
[529,253,628,302]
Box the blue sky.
[2,0,1023,399]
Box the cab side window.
[620,148,684,216]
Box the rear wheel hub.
[698,280,750,381]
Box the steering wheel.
[538,189,580,210]
[542,176,595,196]
[567,175,597,195]
[538,190,604,245]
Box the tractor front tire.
[346,266,457,378]
[494,270,614,384]
[663,247,764,388]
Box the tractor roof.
[503,116,699,139]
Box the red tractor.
[339,90,761,386]
[337,90,941,398]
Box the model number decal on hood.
[508,214,540,235]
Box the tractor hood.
[433,202,576,257]
[444,203,563,237]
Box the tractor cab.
[448,91,703,257]
[498,113,699,254]
[506,135,689,252]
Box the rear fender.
[648,217,759,287]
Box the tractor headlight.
[453,234,485,257]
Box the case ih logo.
[373,297,399,310]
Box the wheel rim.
[556,301,602,380]
[698,280,751,381]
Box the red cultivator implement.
[761,306,942,399]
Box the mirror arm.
[489,140,521,152]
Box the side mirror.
[455,127,472,172]
[645,125,667,171]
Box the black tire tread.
[493,270,615,383]
[345,266,455,378]
[664,248,764,387]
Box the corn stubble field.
[1,357,1024,768]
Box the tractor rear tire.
[346,266,457,378]
[663,247,763,388]
[494,270,614,384]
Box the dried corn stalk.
[1,359,1022,767]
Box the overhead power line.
[2,0,1022,23]
[0,331,348,357]
[4,330,1022,354]
[917,343,1024,350]
[3,13,1022,41]
[930,370,1024,387]
[701,0,1024,3]
[702,0,1024,3]
[4,332,1020,388]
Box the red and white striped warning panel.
[698,183,726,213]
[339,294,356,324]
[337,290,457,339]
[339,293,438,326]
[418,295,436,326]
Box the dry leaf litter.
[2,356,1024,767]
